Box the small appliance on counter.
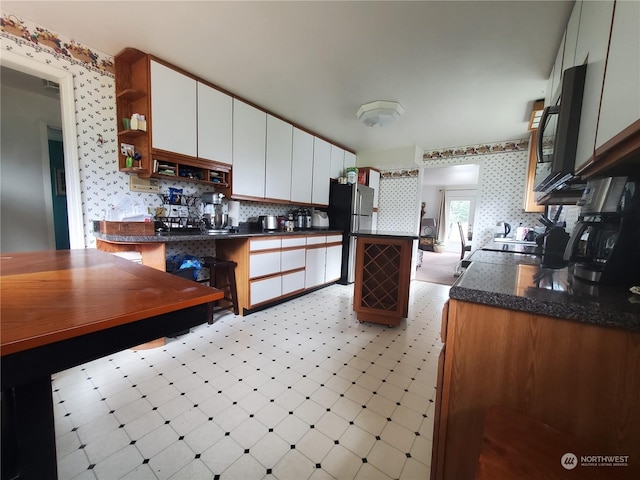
[564,176,640,285]
[494,221,511,238]
[259,215,279,232]
[200,191,231,234]
[311,210,330,229]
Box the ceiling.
[3,1,573,155]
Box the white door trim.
[1,50,84,249]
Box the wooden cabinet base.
[431,299,640,480]
[475,406,631,480]
[353,235,413,325]
[356,311,401,327]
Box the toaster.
[312,211,329,229]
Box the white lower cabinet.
[282,270,305,296]
[218,233,343,313]
[305,246,326,288]
[250,276,281,306]
[281,248,306,271]
[325,245,342,282]
[249,251,281,278]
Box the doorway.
[443,189,477,253]
[48,135,70,249]
[1,51,82,250]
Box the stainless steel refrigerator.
[328,182,375,284]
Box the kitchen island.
[431,247,640,480]
[0,249,223,479]
[352,230,418,326]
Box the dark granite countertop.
[482,239,542,255]
[450,249,640,332]
[352,230,419,239]
[95,229,343,243]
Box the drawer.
[250,276,282,306]
[306,235,326,245]
[250,251,281,278]
[281,248,306,271]
[282,236,307,248]
[250,238,282,251]
[326,234,343,244]
[282,270,305,295]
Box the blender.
[200,192,229,234]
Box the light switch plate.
[129,176,158,193]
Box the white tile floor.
[52,281,449,480]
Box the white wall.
[1,84,61,252]
[357,145,422,170]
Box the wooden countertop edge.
[0,291,223,357]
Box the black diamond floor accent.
[88,464,95,470]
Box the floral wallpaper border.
[1,13,114,75]
[380,169,420,179]
[423,138,531,161]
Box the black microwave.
[534,64,587,194]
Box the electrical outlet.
[129,176,158,193]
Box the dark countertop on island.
[352,230,419,240]
[95,229,343,243]
[450,248,640,332]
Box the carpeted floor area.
[415,250,460,286]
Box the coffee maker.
[564,176,640,285]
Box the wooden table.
[1,249,223,480]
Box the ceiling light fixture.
[357,100,404,127]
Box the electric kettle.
[495,221,511,238]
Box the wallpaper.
[377,170,420,234]
[2,12,543,259]
[421,147,541,248]
[1,12,308,256]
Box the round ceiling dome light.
[356,100,405,127]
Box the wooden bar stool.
[202,257,239,322]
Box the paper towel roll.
[227,200,240,227]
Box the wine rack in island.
[352,232,417,327]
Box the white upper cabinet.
[197,82,232,165]
[233,99,266,198]
[329,145,345,179]
[265,114,293,201]
[291,128,314,204]
[343,151,356,171]
[549,32,566,106]
[595,0,640,151]
[312,137,331,206]
[150,60,197,157]
[563,1,582,71]
[573,0,615,171]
